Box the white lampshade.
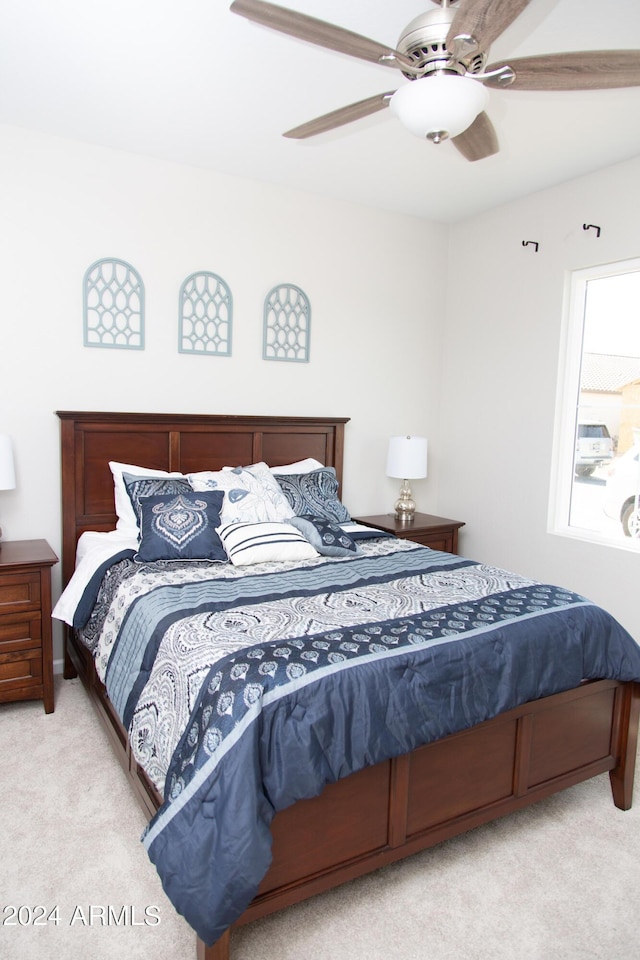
[0,435,16,491]
[387,436,428,480]
[390,74,488,141]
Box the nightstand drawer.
[415,533,454,552]
[0,572,41,614]
[0,618,42,648]
[0,646,43,689]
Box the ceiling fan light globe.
[390,74,488,140]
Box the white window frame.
[549,256,640,551]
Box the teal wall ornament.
[179,272,232,356]
[263,284,311,362]
[83,258,145,349]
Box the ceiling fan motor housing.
[396,6,486,80]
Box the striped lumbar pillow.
[218,521,319,567]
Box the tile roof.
[580,353,640,393]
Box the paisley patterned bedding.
[76,535,640,946]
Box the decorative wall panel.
[263,284,311,363]
[179,272,232,356]
[83,258,145,349]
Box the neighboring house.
[580,353,640,452]
[620,379,640,452]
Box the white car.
[604,445,640,537]
[574,421,614,477]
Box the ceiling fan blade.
[452,112,499,161]
[447,0,532,54]
[230,0,411,69]
[284,92,395,139]
[484,50,640,90]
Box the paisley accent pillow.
[135,490,226,562]
[275,467,351,523]
[288,515,359,557]
[109,461,185,532]
[123,472,192,531]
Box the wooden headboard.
[57,411,349,588]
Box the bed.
[55,410,640,960]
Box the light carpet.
[1,676,638,960]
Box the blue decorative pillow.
[275,467,351,523]
[289,515,359,557]
[123,472,192,531]
[135,490,226,562]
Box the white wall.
[4,121,637,658]
[0,124,447,662]
[440,154,640,639]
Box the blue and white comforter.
[76,536,640,946]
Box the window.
[551,258,640,549]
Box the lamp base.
[394,480,416,522]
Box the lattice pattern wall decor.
[83,258,145,349]
[179,272,232,356]
[263,284,311,362]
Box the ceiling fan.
[229,0,640,161]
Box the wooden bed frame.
[57,410,640,960]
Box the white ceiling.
[2,0,640,223]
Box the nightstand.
[355,513,465,555]
[0,539,59,713]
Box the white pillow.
[218,521,318,566]
[52,530,138,626]
[270,458,324,475]
[189,465,294,524]
[243,462,295,520]
[109,462,184,532]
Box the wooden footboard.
[237,677,640,922]
[66,627,639,960]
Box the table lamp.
[386,435,428,522]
